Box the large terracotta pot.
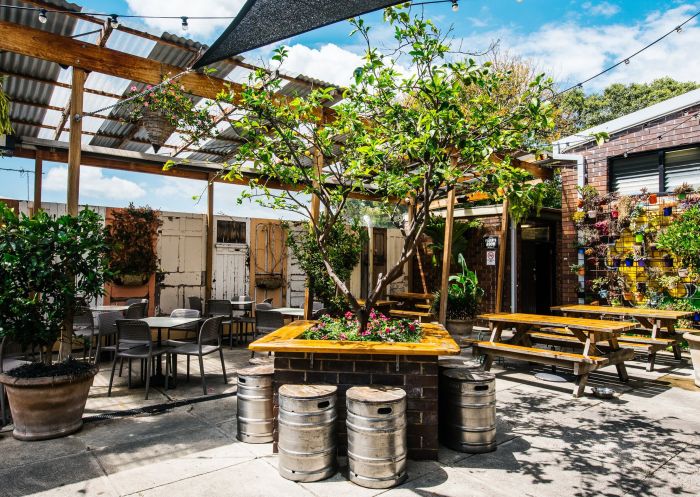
[683,332,700,387]
[0,367,97,441]
[445,318,474,339]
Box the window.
[665,147,700,192]
[610,152,659,195]
[609,145,700,194]
[216,220,246,244]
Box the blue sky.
[2,0,699,216]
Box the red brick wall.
[272,352,439,460]
[559,103,700,305]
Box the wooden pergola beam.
[0,70,123,99]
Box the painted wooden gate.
[213,216,249,300]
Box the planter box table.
[249,320,459,460]
[475,313,636,397]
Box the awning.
[193,0,404,68]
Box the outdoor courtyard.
[1,347,698,497]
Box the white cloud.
[583,2,621,17]
[276,43,366,86]
[44,166,146,200]
[457,4,700,91]
[125,0,245,39]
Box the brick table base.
[272,352,438,460]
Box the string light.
[37,8,47,24]
[451,1,459,12]
[181,16,188,31]
[108,14,119,29]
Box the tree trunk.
[59,313,73,362]
[357,307,369,335]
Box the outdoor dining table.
[139,316,202,387]
[272,307,305,320]
[475,313,637,397]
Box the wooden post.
[438,187,456,325]
[406,200,415,292]
[205,175,214,302]
[66,67,85,216]
[304,149,323,320]
[495,198,509,313]
[33,152,42,213]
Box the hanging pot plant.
[125,78,216,153]
[663,206,673,216]
[648,193,658,205]
[678,268,689,278]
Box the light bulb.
[109,14,120,29]
[181,16,189,31]
[451,0,459,12]
[38,9,47,24]
[624,59,630,65]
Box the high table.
[139,316,202,387]
[476,313,636,397]
[272,307,305,320]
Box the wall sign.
[486,250,496,266]
[484,235,499,249]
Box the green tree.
[203,7,555,330]
[559,78,700,132]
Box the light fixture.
[181,16,189,31]
[451,0,459,12]
[623,152,628,158]
[38,9,47,24]
[624,58,630,65]
[109,14,120,29]
[676,25,683,33]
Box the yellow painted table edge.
[248,320,460,356]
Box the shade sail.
[193,0,404,68]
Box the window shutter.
[610,153,659,194]
[665,147,700,192]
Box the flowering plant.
[125,78,216,145]
[300,310,422,343]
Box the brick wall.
[272,352,439,460]
[559,103,700,305]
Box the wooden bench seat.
[389,309,433,323]
[474,341,609,365]
[415,303,432,311]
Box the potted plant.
[657,206,700,279]
[431,254,484,338]
[570,263,585,277]
[125,78,216,153]
[571,210,586,225]
[674,182,693,201]
[577,185,600,218]
[0,205,111,440]
[106,204,162,287]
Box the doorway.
[519,223,556,314]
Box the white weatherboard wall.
[286,223,308,307]
[386,228,408,296]
[157,211,207,313]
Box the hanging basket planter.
[141,110,176,153]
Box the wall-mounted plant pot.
[255,274,284,290]
[577,198,584,208]
[624,258,634,267]
[679,268,690,278]
[577,268,585,276]
[694,312,700,323]
[577,247,586,255]
[587,210,597,219]
[663,206,673,216]
[577,290,586,299]
[637,282,647,293]
[634,234,645,243]
[116,273,150,287]
[598,289,609,299]
[623,292,633,301]
[612,258,621,268]
[637,258,647,268]
[678,193,687,200]
[664,256,674,267]
[611,210,619,219]
[649,194,658,205]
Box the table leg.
[666,321,683,360]
[573,373,589,398]
[607,335,629,382]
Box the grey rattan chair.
[72,306,95,360]
[255,302,273,311]
[125,302,148,319]
[165,316,226,395]
[108,319,170,400]
[251,310,283,358]
[206,299,235,348]
[167,308,201,341]
[1,336,31,426]
[126,298,148,306]
[188,296,203,313]
[232,295,254,344]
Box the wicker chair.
[167,308,201,342]
[125,302,147,319]
[232,295,254,344]
[251,310,284,358]
[165,317,226,395]
[108,319,170,400]
[206,299,235,348]
[72,306,95,360]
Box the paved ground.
[1,346,699,497]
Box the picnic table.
[390,292,433,303]
[357,299,397,310]
[475,313,636,397]
[553,305,692,370]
